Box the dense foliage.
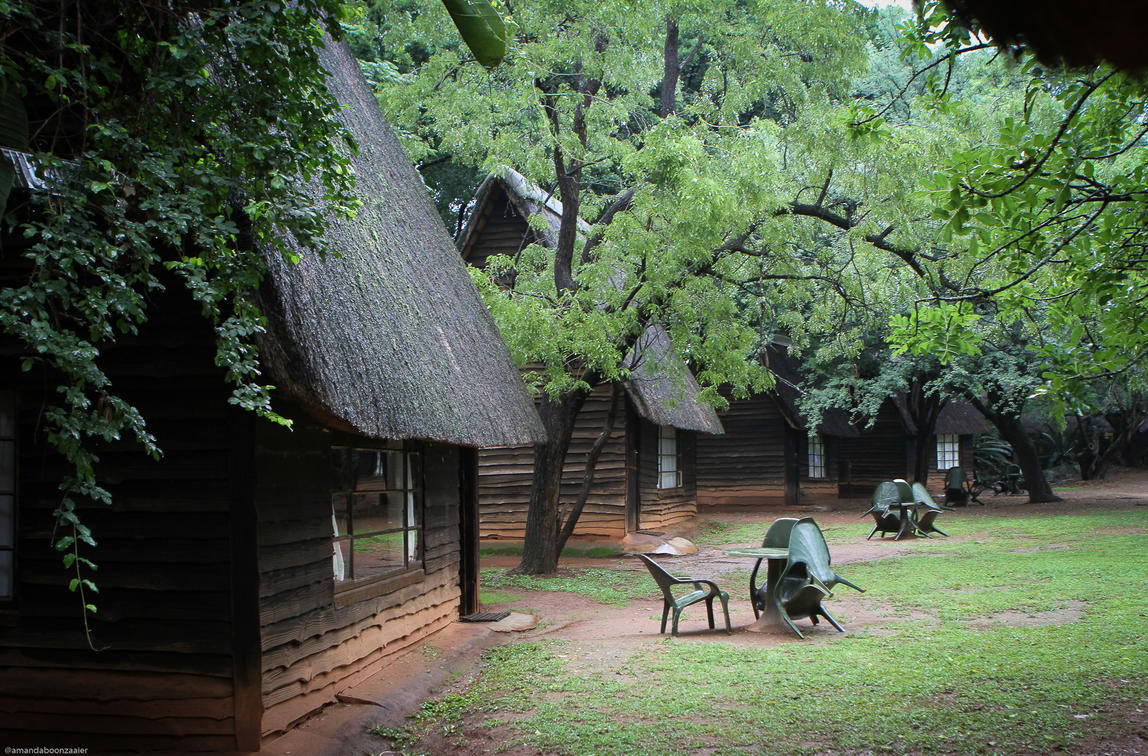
[0,0,357,640]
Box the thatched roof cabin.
[0,39,543,751]
[457,168,722,540]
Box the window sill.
[334,566,424,609]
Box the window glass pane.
[0,390,14,436]
[808,435,825,479]
[0,495,13,549]
[0,551,11,600]
[0,440,14,491]
[937,434,959,470]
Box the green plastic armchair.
[863,481,916,540]
[911,481,951,537]
[783,518,865,595]
[636,554,732,636]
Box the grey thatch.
[255,41,544,448]
[935,401,991,435]
[766,345,859,437]
[458,167,722,435]
[625,327,724,434]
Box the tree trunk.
[906,386,944,485]
[968,395,1059,503]
[661,18,680,118]
[512,385,593,575]
[556,383,622,554]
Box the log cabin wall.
[476,384,628,541]
[461,187,541,270]
[0,290,243,751]
[635,420,698,532]
[255,415,466,736]
[797,433,840,501]
[696,395,790,507]
[920,434,976,495]
[837,401,910,498]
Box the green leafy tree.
[366,0,872,573]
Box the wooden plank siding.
[0,300,242,751]
[255,416,466,736]
[634,420,698,532]
[837,402,911,497]
[696,395,791,507]
[477,384,629,541]
[796,432,840,501]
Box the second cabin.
[457,169,724,542]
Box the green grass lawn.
[381,508,1148,755]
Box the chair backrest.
[762,517,800,548]
[871,481,900,510]
[892,479,914,503]
[786,517,835,584]
[945,466,965,490]
[911,481,942,511]
[636,553,678,598]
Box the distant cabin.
[0,41,543,751]
[457,170,724,541]
[837,397,988,497]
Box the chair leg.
[706,596,716,629]
[719,593,732,634]
[929,524,949,537]
[671,607,682,636]
[835,576,865,593]
[867,524,880,540]
[660,602,670,634]
[820,605,845,633]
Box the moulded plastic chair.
[911,481,951,537]
[636,554,731,636]
[944,466,971,506]
[776,570,841,637]
[783,518,865,595]
[748,517,799,618]
[863,481,914,540]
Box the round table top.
[723,547,789,559]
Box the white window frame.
[331,442,422,585]
[807,433,826,479]
[657,425,682,490]
[937,433,960,471]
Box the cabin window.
[807,434,826,479]
[937,434,960,470]
[330,443,422,584]
[0,390,14,601]
[657,426,681,489]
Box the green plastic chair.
[636,554,732,636]
[863,481,915,539]
[783,518,865,595]
[944,466,970,505]
[777,518,863,636]
[748,517,799,618]
[911,481,951,537]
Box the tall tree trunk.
[661,18,680,118]
[513,377,597,575]
[967,395,1059,503]
[556,383,622,554]
[906,385,944,484]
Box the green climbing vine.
[0,0,358,646]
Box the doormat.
[461,611,511,623]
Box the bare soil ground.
[264,470,1148,756]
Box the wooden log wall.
[462,188,540,270]
[797,433,840,502]
[837,402,910,498]
[918,434,976,496]
[634,422,698,532]
[0,290,242,751]
[255,417,465,736]
[695,395,790,507]
[477,385,628,541]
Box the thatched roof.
[457,168,593,255]
[765,345,859,437]
[935,401,991,435]
[624,327,724,434]
[458,168,722,435]
[934,0,1148,71]
[255,41,544,448]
